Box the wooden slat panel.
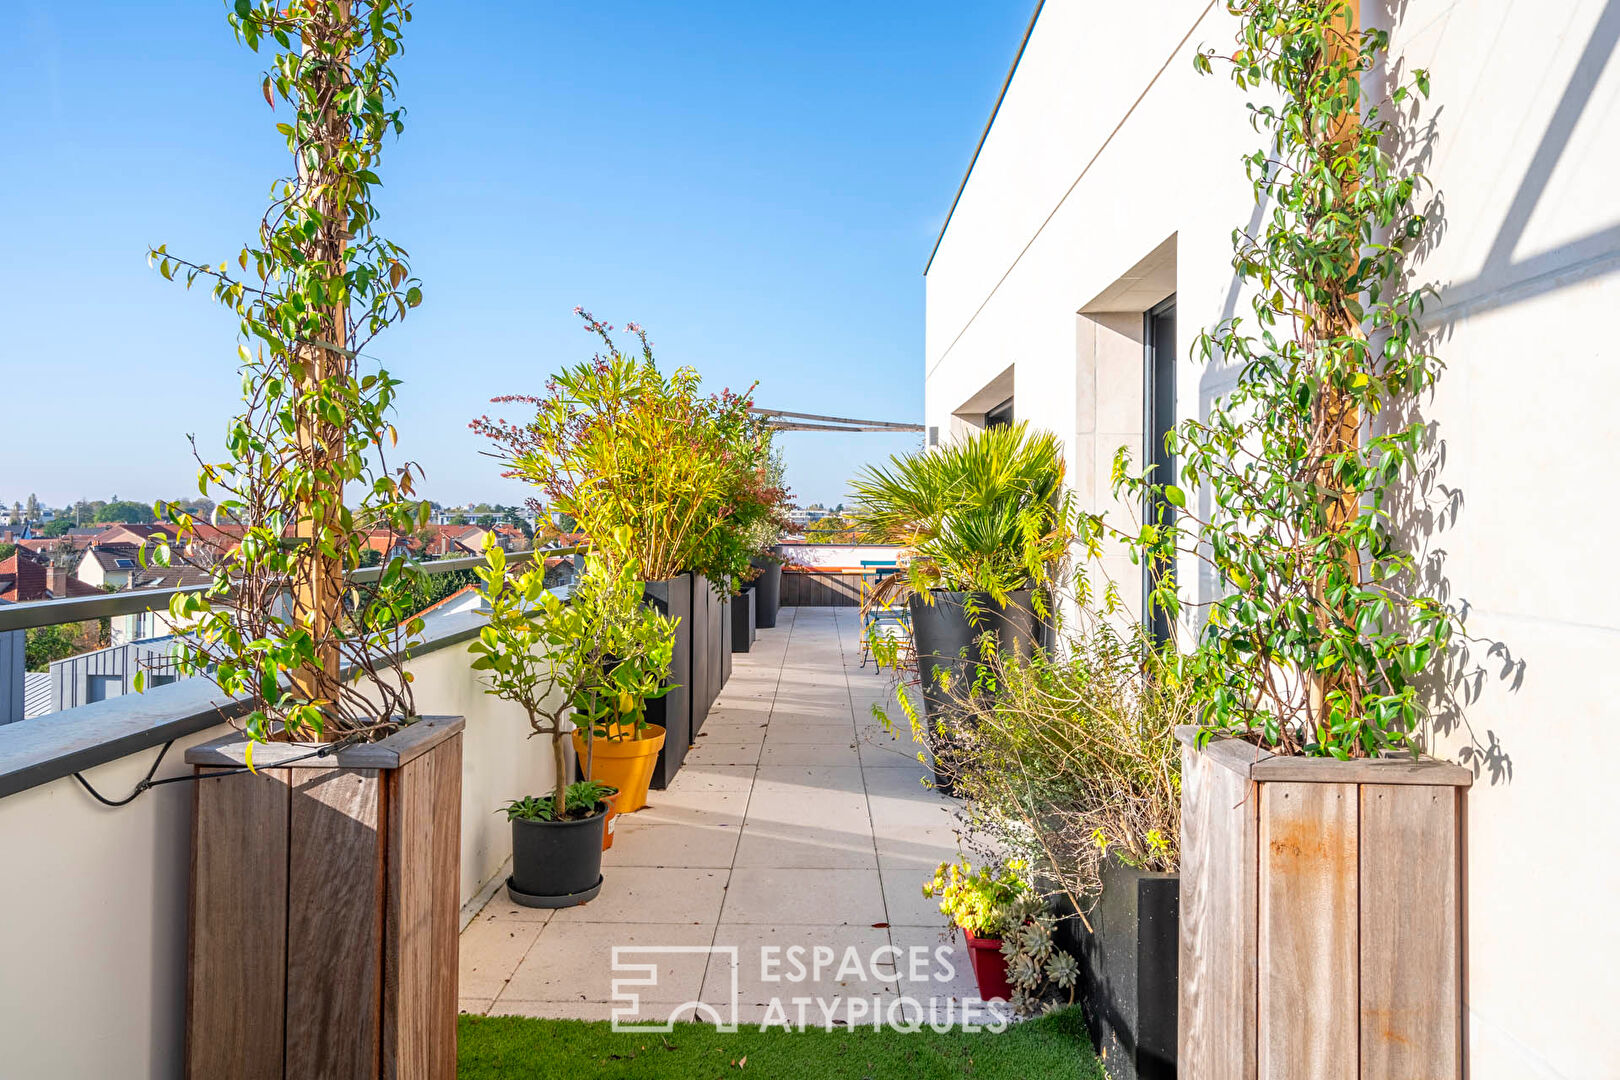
[384,736,462,1080]
[1179,742,1258,1080]
[781,572,863,606]
[287,767,385,1080]
[1359,785,1461,1080]
[1259,782,1358,1080]
[1253,756,1472,788]
[187,715,464,769]
[187,768,288,1080]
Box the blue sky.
[0,1,1033,511]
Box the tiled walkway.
[458,605,984,1024]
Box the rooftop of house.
[0,550,103,603]
[79,542,219,590]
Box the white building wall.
[924,1,1620,1076]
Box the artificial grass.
[457,1008,1103,1079]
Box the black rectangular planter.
[690,573,713,737]
[732,589,757,652]
[644,573,692,790]
[1066,860,1180,1080]
[750,556,781,628]
[719,593,733,686]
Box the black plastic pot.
[908,589,1039,793]
[507,810,607,908]
[751,556,782,628]
[732,589,757,652]
[1061,860,1180,1080]
[643,574,692,789]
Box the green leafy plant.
[472,312,789,596]
[1000,913,1080,1016]
[850,423,1080,607]
[736,446,793,560]
[923,859,1079,1015]
[924,858,1027,938]
[501,780,615,823]
[142,1,428,743]
[1119,0,1454,757]
[950,609,1191,920]
[468,541,674,819]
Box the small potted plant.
[923,859,1080,1011]
[924,859,1022,1001]
[469,541,674,905]
[499,781,616,904]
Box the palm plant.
[850,423,1075,605]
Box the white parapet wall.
[0,623,561,1079]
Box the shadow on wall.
[1377,0,1545,788]
[1403,0,1620,323]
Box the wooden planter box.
[1177,727,1470,1080]
[184,716,464,1080]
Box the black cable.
[73,736,361,808]
[73,741,174,807]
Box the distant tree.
[95,500,155,524]
[24,494,40,521]
[41,518,74,538]
[357,548,383,568]
[0,542,15,562]
[25,621,104,672]
[804,514,855,544]
[502,509,533,539]
[449,514,470,526]
[168,496,216,520]
[475,514,496,528]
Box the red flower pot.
[963,929,1013,1001]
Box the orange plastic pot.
[600,789,621,850]
[573,724,665,814]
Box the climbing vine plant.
[146,1,427,742]
[1119,0,1455,757]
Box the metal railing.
[0,546,584,634]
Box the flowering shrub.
[472,310,789,594]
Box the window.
[1143,296,1177,646]
[86,675,124,703]
[984,397,1014,429]
[114,559,135,569]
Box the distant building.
[786,507,832,528]
[47,638,184,712]
[0,550,102,603]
